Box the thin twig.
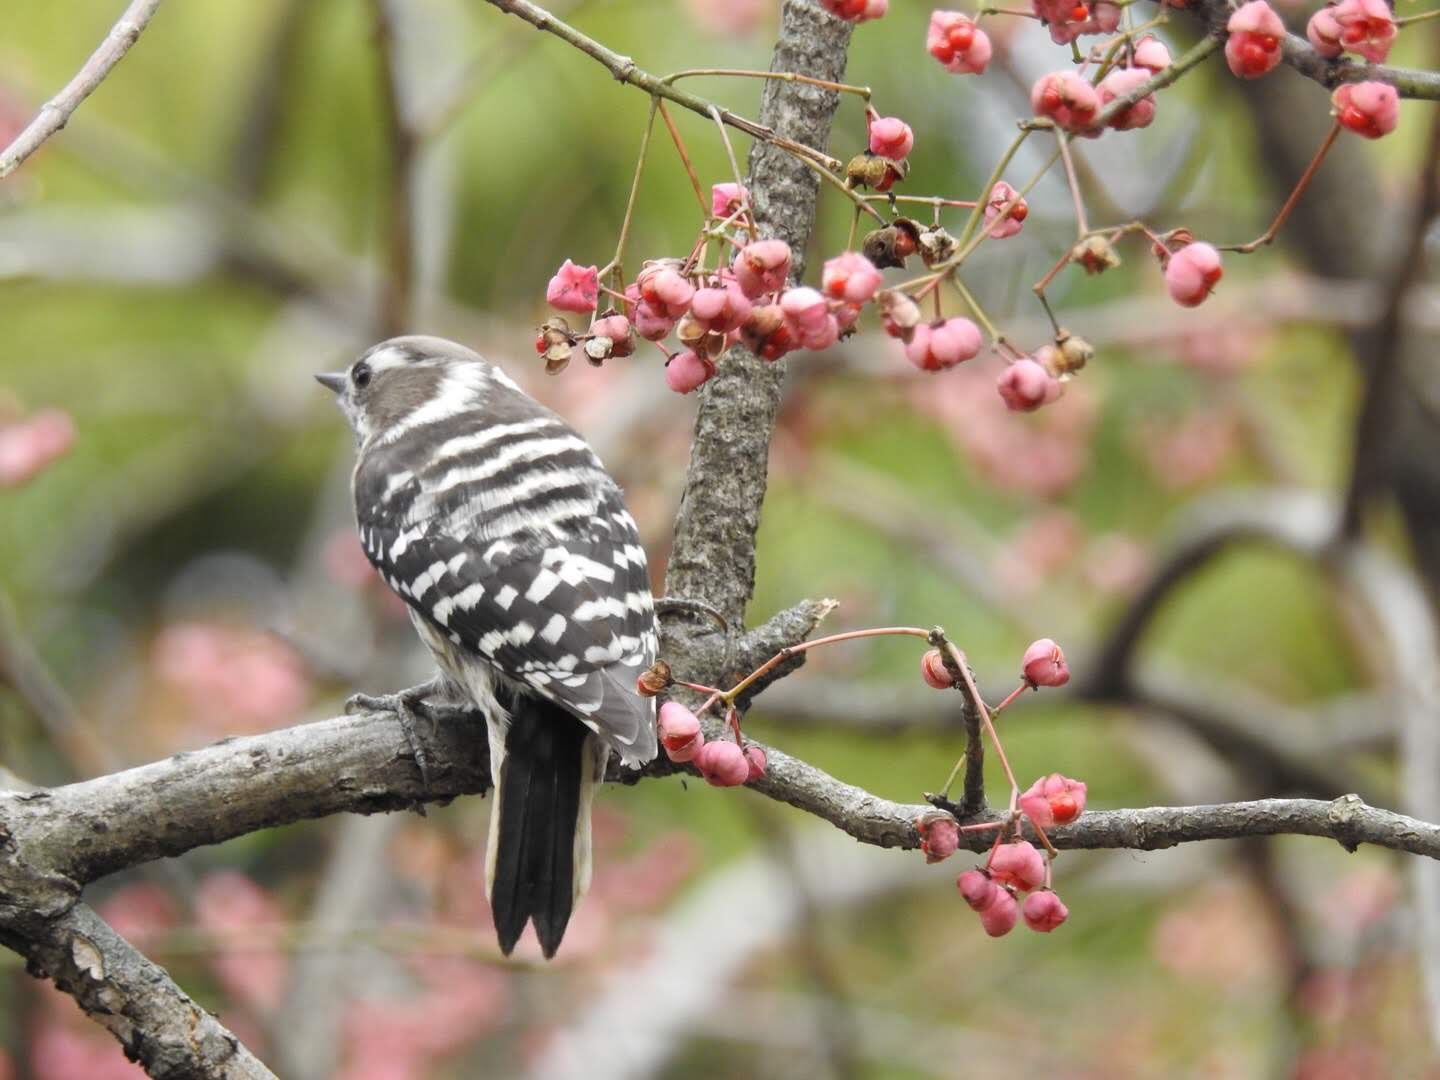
[0,0,165,179]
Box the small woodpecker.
[318,335,658,958]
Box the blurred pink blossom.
[97,882,181,949]
[1152,880,1280,983]
[194,870,288,1013]
[684,0,771,36]
[1137,408,1238,490]
[1082,532,1151,595]
[152,621,311,735]
[908,359,1098,498]
[0,408,76,488]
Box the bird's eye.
[352,363,372,389]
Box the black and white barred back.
[330,335,658,958]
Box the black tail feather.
[491,696,587,959]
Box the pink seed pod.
[710,181,749,218]
[927,10,992,75]
[1333,81,1399,140]
[976,885,1020,937]
[545,259,599,313]
[988,840,1046,892]
[1163,242,1223,307]
[1023,889,1070,932]
[822,251,884,305]
[1030,71,1100,133]
[1018,773,1088,828]
[658,702,704,762]
[664,350,716,394]
[588,314,635,359]
[920,648,953,690]
[917,812,960,863]
[820,0,889,22]
[904,317,983,371]
[984,181,1028,240]
[779,286,830,333]
[743,745,768,781]
[1021,638,1071,688]
[689,282,753,334]
[957,869,998,910]
[1097,68,1157,131]
[1225,1,1285,79]
[1308,0,1394,63]
[997,359,1062,413]
[868,115,915,161]
[732,239,793,298]
[1130,34,1171,72]
[695,740,750,786]
[638,265,696,318]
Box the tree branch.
[0,0,164,180]
[0,901,274,1078]
[1178,0,1440,100]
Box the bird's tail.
[484,694,602,959]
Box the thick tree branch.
[664,0,852,631]
[0,0,164,180]
[0,901,274,1079]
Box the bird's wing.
[357,481,658,763]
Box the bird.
[317,335,658,958]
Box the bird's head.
[316,335,515,446]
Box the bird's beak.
[314,371,347,395]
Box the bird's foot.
[345,678,452,815]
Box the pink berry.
[665,349,716,394]
[1333,81,1399,140]
[1022,889,1070,932]
[545,259,599,313]
[1031,71,1100,132]
[1021,637,1070,688]
[868,116,915,162]
[1225,1,1285,79]
[744,744,767,781]
[820,0,889,21]
[976,886,1020,937]
[1097,68,1157,131]
[1308,0,1394,63]
[690,282,753,333]
[917,813,960,863]
[732,239,792,298]
[1130,34,1171,72]
[658,702,704,762]
[1164,242,1223,308]
[822,251,884,305]
[988,840,1046,892]
[638,265,696,318]
[695,740,750,786]
[589,314,635,358]
[997,358,1062,412]
[710,181,749,218]
[927,10,992,74]
[984,181,1028,240]
[957,869,997,910]
[904,317,983,371]
[1018,773,1088,828]
[920,648,953,689]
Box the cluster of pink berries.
[1028,32,1168,136]
[958,844,1069,935]
[656,700,767,787]
[919,773,1087,937]
[1225,0,1398,137]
